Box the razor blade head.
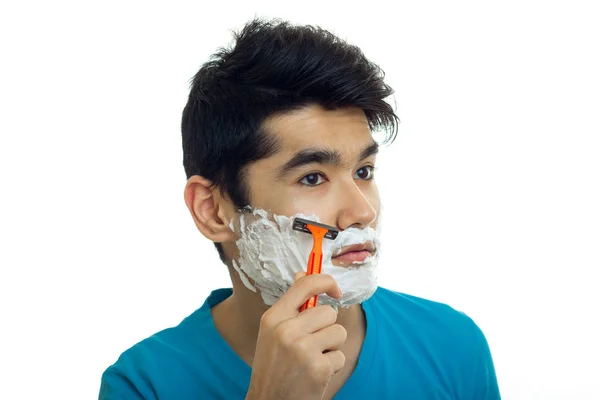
[292,217,339,240]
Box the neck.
[211,271,366,366]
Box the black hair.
[181,18,399,264]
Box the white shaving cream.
[230,208,382,309]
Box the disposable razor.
[292,217,339,312]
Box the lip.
[331,242,375,264]
[332,250,373,264]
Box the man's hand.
[245,272,347,400]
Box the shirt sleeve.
[99,368,154,400]
[469,321,501,400]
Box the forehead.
[263,104,373,155]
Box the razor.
[292,217,339,311]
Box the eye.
[355,166,375,180]
[299,173,326,186]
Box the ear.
[184,176,235,243]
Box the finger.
[293,305,338,334]
[294,271,306,281]
[324,350,346,374]
[275,274,342,316]
[311,324,347,352]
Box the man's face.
[243,104,380,266]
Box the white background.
[1,1,599,399]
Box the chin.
[317,284,379,311]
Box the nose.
[335,180,378,231]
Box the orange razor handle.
[300,225,328,312]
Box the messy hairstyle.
[181,18,399,264]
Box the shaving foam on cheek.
[231,208,382,308]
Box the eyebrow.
[360,141,379,161]
[276,141,379,180]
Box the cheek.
[245,173,286,211]
[367,184,381,211]
[260,190,331,223]
[286,193,322,216]
[287,183,381,222]
[353,178,380,204]
[248,183,306,217]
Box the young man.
[99,18,500,399]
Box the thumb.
[294,271,306,282]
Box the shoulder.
[370,286,476,327]
[368,286,489,351]
[99,310,205,399]
[106,325,182,370]
[368,287,500,398]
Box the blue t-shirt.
[99,287,500,399]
